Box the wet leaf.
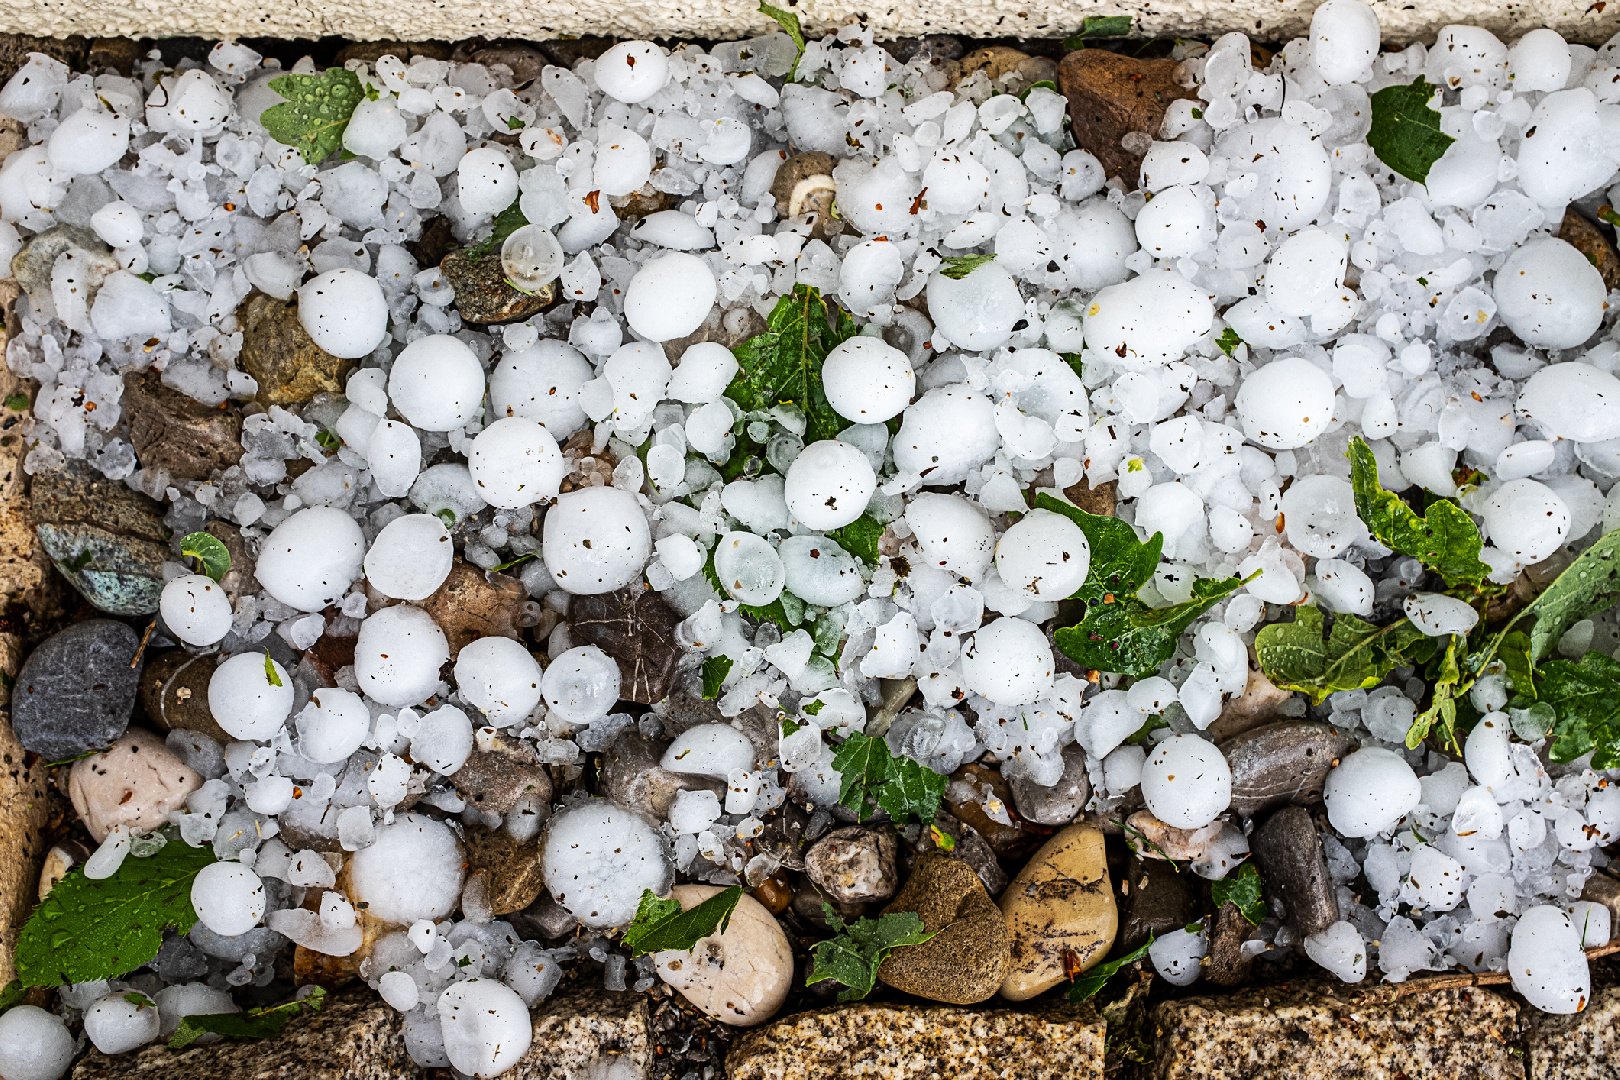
[701,654,733,700]
[806,907,935,1002]
[757,2,807,80]
[178,531,231,582]
[1215,327,1243,357]
[264,652,282,688]
[938,253,996,280]
[1255,605,1431,705]
[261,68,366,164]
[726,284,857,444]
[828,515,884,566]
[169,988,327,1050]
[1539,651,1620,768]
[463,197,529,264]
[831,732,947,824]
[623,886,743,956]
[1522,528,1620,664]
[1367,77,1455,184]
[1212,861,1267,925]
[1348,437,1488,587]
[1068,936,1154,1003]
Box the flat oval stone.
[12,619,142,761]
[1220,720,1352,817]
[878,851,1010,1005]
[996,823,1117,1002]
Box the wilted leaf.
[1255,605,1432,705]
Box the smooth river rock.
[1220,720,1351,817]
[1250,806,1339,940]
[997,823,1118,1002]
[653,884,793,1027]
[804,825,899,904]
[11,618,142,761]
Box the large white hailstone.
[1494,238,1606,349]
[467,417,565,508]
[995,509,1090,601]
[501,223,564,292]
[1235,357,1336,449]
[47,107,130,175]
[83,992,161,1055]
[159,574,232,646]
[823,337,914,423]
[666,342,739,404]
[623,252,716,342]
[1516,88,1620,209]
[1482,479,1570,563]
[1135,483,1206,561]
[355,605,450,707]
[0,1005,75,1080]
[961,618,1053,706]
[1140,735,1231,829]
[297,269,388,359]
[412,704,474,775]
[296,687,371,764]
[456,146,517,216]
[455,637,543,726]
[540,645,621,725]
[779,534,865,607]
[369,420,422,498]
[190,862,266,937]
[1403,592,1480,637]
[713,530,786,606]
[603,340,673,430]
[490,339,594,437]
[1264,229,1347,317]
[662,724,756,778]
[542,802,673,928]
[437,980,533,1077]
[208,652,293,740]
[256,505,364,612]
[906,493,995,581]
[596,123,654,194]
[542,486,652,594]
[594,41,670,103]
[1312,559,1374,616]
[1083,270,1213,370]
[783,440,876,530]
[1280,475,1367,560]
[364,513,454,600]
[1149,927,1207,986]
[1309,0,1380,83]
[1304,921,1368,982]
[1324,747,1422,837]
[1139,143,1209,194]
[348,813,465,925]
[1509,905,1591,1013]
[1048,199,1137,291]
[893,386,1001,486]
[926,261,1024,352]
[388,334,487,432]
[1517,364,1620,444]
[1508,28,1571,92]
[1134,185,1215,260]
[839,237,905,316]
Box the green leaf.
[726,285,857,444]
[14,831,214,986]
[0,980,24,1017]
[781,715,806,737]
[489,551,536,573]
[463,197,529,264]
[1067,936,1153,1003]
[622,886,743,956]
[1254,605,1431,705]
[506,115,526,130]
[830,731,947,825]
[264,652,283,688]
[4,392,28,411]
[1601,204,1620,229]
[1062,14,1134,50]
[168,988,327,1050]
[1406,634,1462,749]
[828,515,884,566]
[1522,529,1620,665]
[938,253,996,280]
[1540,651,1620,768]
[1035,493,1159,607]
[757,2,807,80]
[831,731,892,818]
[435,508,458,528]
[1215,327,1243,358]
[1020,79,1059,101]
[1212,862,1267,925]
[314,429,341,450]
[875,752,947,825]
[1060,352,1085,379]
[1499,629,1536,702]
[261,68,367,164]
[806,908,935,1002]
[1367,77,1455,184]
[178,531,231,582]
[929,824,956,851]
[1348,437,1489,587]
[701,655,734,700]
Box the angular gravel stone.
[568,586,682,704]
[31,460,168,615]
[122,370,243,482]
[804,825,899,904]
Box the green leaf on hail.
[260,68,367,165]
[1348,436,1489,587]
[1367,77,1455,184]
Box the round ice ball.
[541,644,621,725]
[961,618,1054,706]
[823,336,914,423]
[1516,362,1620,444]
[623,252,716,342]
[160,574,232,646]
[541,802,673,928]
[1324,747,1422,837]
[388,334,487,432]
[0,1005,75,1080]
[1310,0,1380,84]
[892,386,1001,487]
[995,508,1090,601]
[467,417,565,508]
[295,687,371,764]
[190,862,267,937]
[457,146,518,217]
[355,604,450,707]
[542,486,652,594]
[83,992,161,1055]
[661,724,756,779]
[1140,735,1232,828]
[455,636,543,727]
[501,223,564,292]
[363,513,454,601]
[412,704,474,775]
[348,813,465,925]
[1508,28,1571,92]
[256,505,364,612]
[208,651,293,741]
[1495,238,1606,350]
[1482,479,1570,563]
[779,534,865,607]
[1264,228,1347,317]
[438,979,533,1077]
[783,440,877,530]
[490,339,594,438]
[48,107,130,175]
[713,531,786,606]
[297,269,388,359]
[594,42,670,103]
[906,492,995,581]
[927,261,1023,352]
[1235,357,1336,450]
[1509,905,1591,1014]
[1083,270,1213,369]
[1148,926,1207,986]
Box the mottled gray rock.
[600,731,722,818]
[12,619,142,761]
[122,369,243,482]
[805,825,899,904]
[450,736,552,815]
[1250,806,1338,940]
[31,460,168,615]
[11,224,118,322]
[1220,721,1351,817]
[463,824,545,915]
[1206,901,1256,987]
[1009,743,1089,826]
[1526,970,1620,1079]
[509,981,651,1079]
[440,247,557,326]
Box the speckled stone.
[1151,983,1523,1080]
[440,247,557,326]
[877,851,1009,1005]
[462,824,546,915]
[997,823,1117,1002]
[11,618,142,761]
[508,982,651,1079]
[1526,974,1620,1079]
[31,460,168,615]
[726,1000,1105,1080]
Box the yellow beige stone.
[997,823,1117,1002]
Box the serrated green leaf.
[1215,327,1242,358]
[264,652,283,688]
[1254,605,1431,705]
[1068,936,1154,1003]
[1035,493,1159,606]
[15,831,214,987]
[622,886,743,956]
[1348,437,1489,587]
[1407,634,1463,749]
[1367,77,1455,184]
[828,515,884,566]
[261,68,366,164]
[831,731,891,818]
[726,285,856,444]
[1522,529,1620,665]
[806,908,935,1002]
[875,753,947,825]
[939,253,996,280]
[1539,651,1620,767]
[830,731,947,824]
[463,197,529,264]
[701,655,733,700]
[1212,861,1267,925]
[168,988,327,1050]
[1499,629,1536,702]
[178,531,231,582]
[757,2,807,80]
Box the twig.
[130,616,157,670]
[1357,942,1620,1000]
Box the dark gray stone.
[568,586,682,704]
[450,736,552,815]
[916,810,1007,898]
[1221,720,1352,817]
[1250,806,1339,940]
[1009,743,1090,826]
[12,619,142,761]
[31,460,168,616]
[1118,853,1198,953]
[509,890,579,941]
[599,730,722,818]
